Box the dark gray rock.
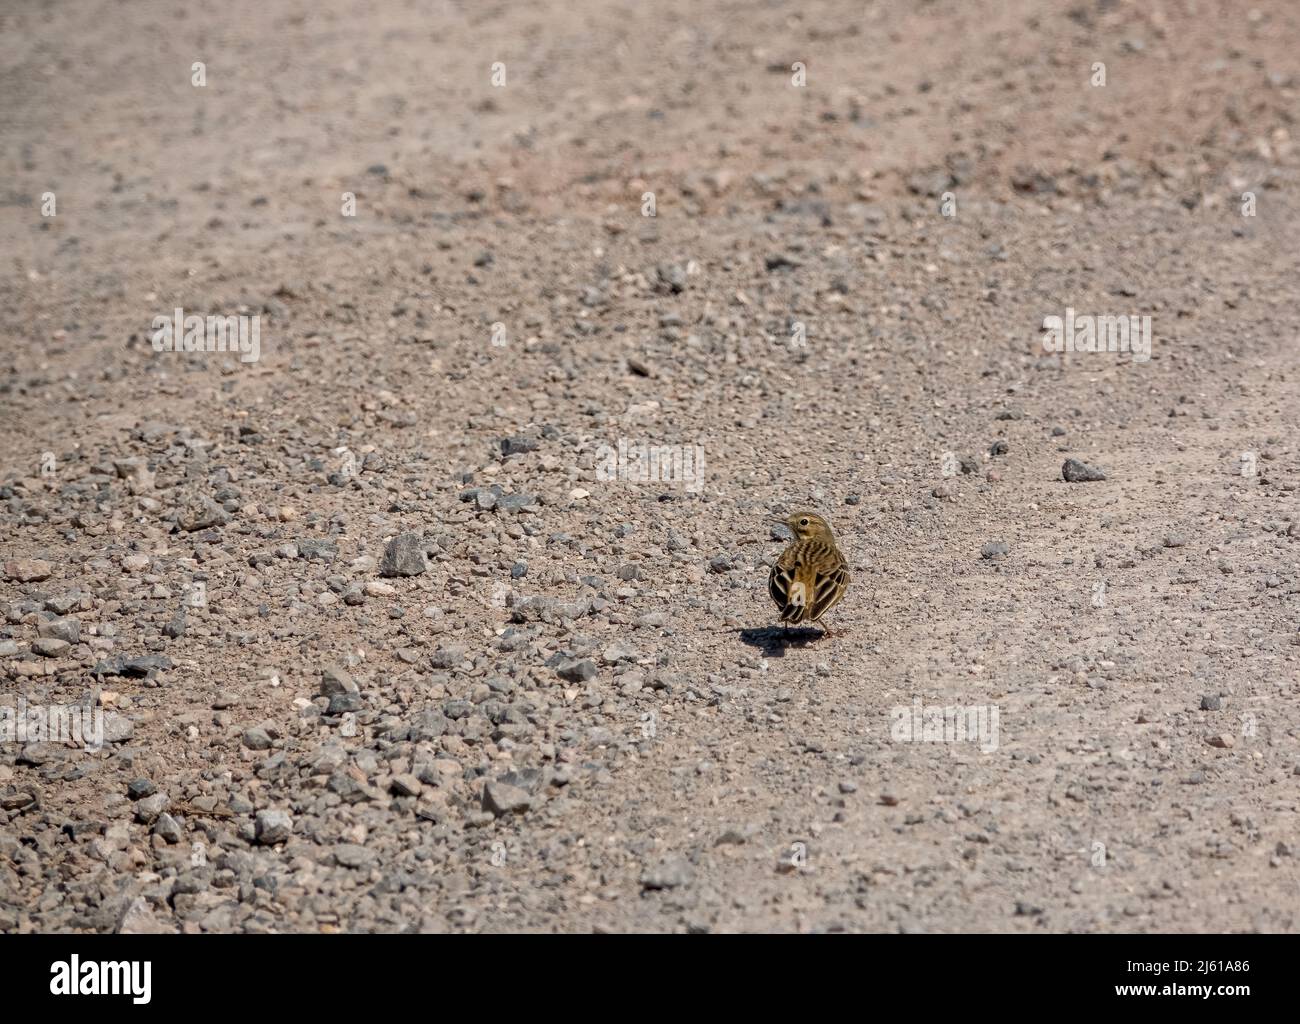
[134,793,171,825]
[379,532,429,577]
[495,492,538,512]
[254,809,292,845]
[656,263,687,293]
[482,781,532,817]
[428,647,464,670]
[320,665,359,697]
[32,637,70,658]
[410,708,449,741]
[152,813,183,845]
[91,654,173,678]
[327,693,362,715]
[44,593,81,615]
[556,659,597,682]
[163,608,186,639]
[1062,458,1106,482]
[180,498,230,531]
[500,436,539,456]
[37,616,80,643]
[333,843,375,868]
[296,538,338,562]
[242,726,273,750]
[127,778,157,799]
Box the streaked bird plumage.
[767,511,849,628]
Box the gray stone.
[389,774,422,797]
[242,726,273,750]
[500,436,539,456]
[32,637,70,657]
[327,693,362,715]
[641,856,694,890]
[5,559,52,582]
[163,608,186,638]
[0,788,39,811]
[37,617,80,643]
[379,533,429,577]
[320,665,359,697]
[410,709,449,741]
[557,659,597,682]
[602,643,636,664]
[91,654,173,678]
[102,713,134,743]
[117,896,173,935]
[496,492,538,512]
[152,812,183,844]
[1062,458,1106,482]
[45,593,80,615]
[328,770,373,804]
[134,793,171,824]
[333,843,375,868]
[127,778,157,799]
[482,780,532,816]
[428,647,463,670]
[656,263,688,293]
[180,498,230,531]
[255,809,293,845]
[296,538,338,562]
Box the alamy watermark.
[50,956,150,1004]
[890,697,1000,753]
[1042,307,1151,363]
[1,698,104,751]
[151,307,261,363]
[595,438,705,493]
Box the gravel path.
[1,0,1298,932]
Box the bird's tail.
[780,580,809,623]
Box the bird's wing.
[807,556,849,622]
[768,553,795,618]
[771,540,848,623]
[801,540,849,623]
[769,544,805,622]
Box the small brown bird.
[767,511,850,632]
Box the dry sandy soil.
[1,0,1299,933]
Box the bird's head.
[772,510,835,542]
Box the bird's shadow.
[739,625,826,656]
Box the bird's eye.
[799,518,809,527]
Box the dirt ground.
[1,0,1298,933]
